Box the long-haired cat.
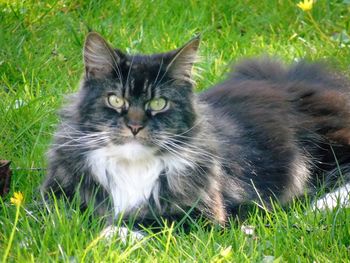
[41,32,350,227]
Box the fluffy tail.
[233,58,350,190]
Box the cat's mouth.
[114,134,155,148]
[124,136,145,143]
[110,127,162,149]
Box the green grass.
[1,0,350,261]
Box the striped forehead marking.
[143,78,149,92]
[147,80,153,99]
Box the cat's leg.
[209,190,227,225]
[311,183,350,210]
[197,180,227,225]
[39,165,74,215]
[41,162,77,198]
[99,225,146,244]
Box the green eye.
[107,94,125,109]
[148,98,168,112]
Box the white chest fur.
[86,142,191,216]
[86,142,163,215]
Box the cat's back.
[200,58,350,155]
[200,59,290,121]
[199,58,350,191]
[198,58,350,205]
[200,58,350,128]
[200,59,295,145]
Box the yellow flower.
[10,191,24,206]
[297,0,314,11]
[220,246,232,258]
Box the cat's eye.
[147,98,168,112]
[107,94,125,109]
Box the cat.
[41,32,350,229]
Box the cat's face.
[75,33,199,152]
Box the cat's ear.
[166,36,200,84]
[83,32,120,79]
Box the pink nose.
[127,123,143,136]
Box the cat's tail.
[232,57,350,208]
[285,62,350,158]
[231,57,350,147]
[286,61,350,208]
[230,57,286,81]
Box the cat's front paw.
[99,225,145,244]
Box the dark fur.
[41,33,350,225]
[202,59,350,215]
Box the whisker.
[52,136,110,147]
[153,57,164,88]
[104,44,124,83]
[162,139,223,163]
[153,136,215,174]
[125,56,136,97]
[153,53,180,89]
[152,138,205,174]
[158,131,228,144]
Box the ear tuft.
[167,36,200,84]
[83,32,119,79]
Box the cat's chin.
[119,136,150,147]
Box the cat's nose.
[126,122,144,136]
[125,106,145,136]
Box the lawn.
[1,0,350,262]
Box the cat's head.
[73,32,200,152]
